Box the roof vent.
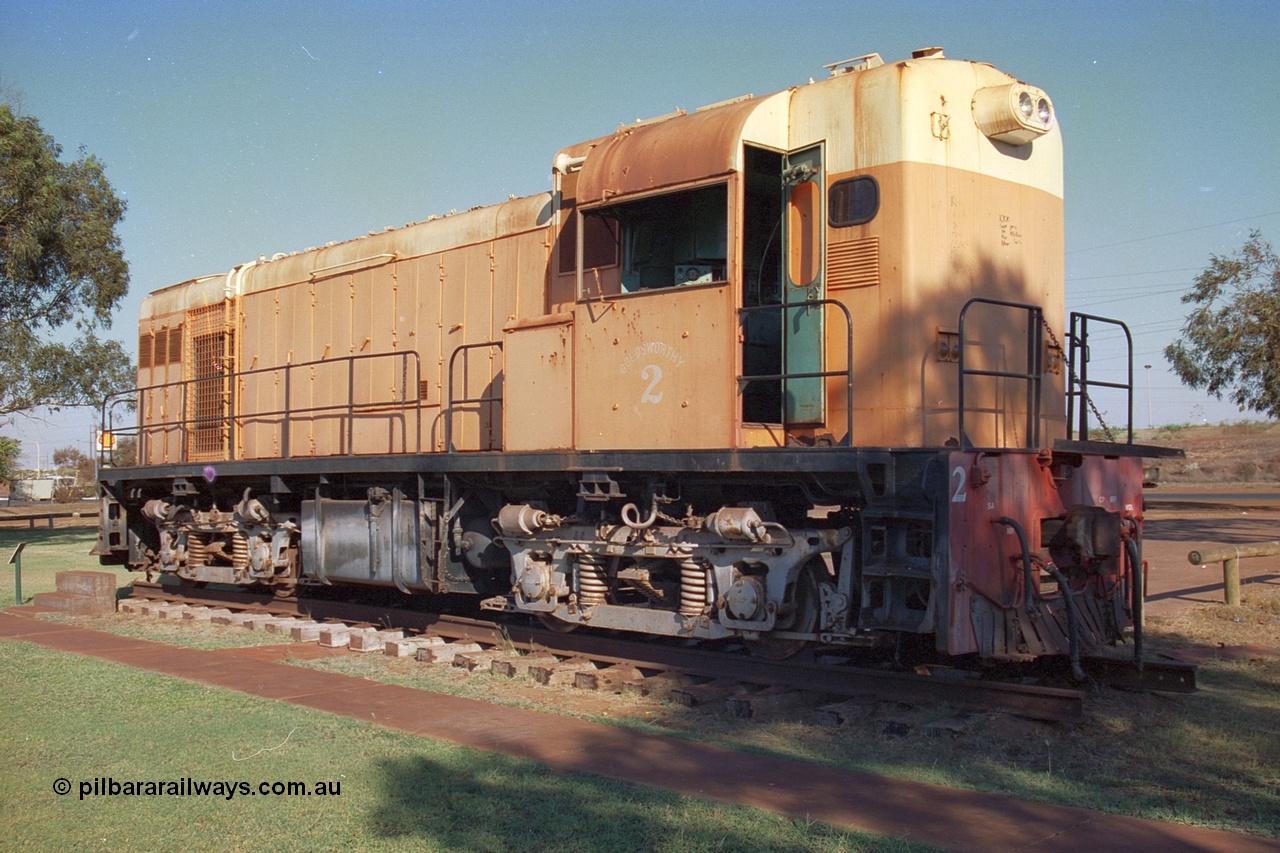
[912,46,945,59]
[825,53,884,76]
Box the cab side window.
[828,176,878,227]
[587,184,727,293]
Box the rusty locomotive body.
[97,48,1163,663]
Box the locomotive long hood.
[573,95,761,205]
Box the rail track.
[125,582,1195,724]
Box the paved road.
[1143,489,1280,615]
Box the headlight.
[1019,92,1034,119]
[973,82,1055,145]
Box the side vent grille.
[153,325,168,361]
[167,326,183,364]
[828,236,879,290]
[138,327,183,369]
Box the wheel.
[537,613,579,633]
[745,563,826,660]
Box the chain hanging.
[1040,315,1116,443]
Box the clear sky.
[2,0,1278,469]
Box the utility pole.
[1143,364,1153,429]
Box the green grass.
[9,528,1279,840]
[0,527,132,609]
[282,633,1280,840]
[0,641,930,852]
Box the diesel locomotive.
[96,47,1171,665]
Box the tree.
[0,103,133,415]
[52,446,94,485]
[0,436,18,485]
[110,435,137,468]
[1165,231,1280,419]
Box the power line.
[1067,210,1280,255]
[1066,266,1199,282]
[1069,281,1187,299]
[1071,279,1187,293]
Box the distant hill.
[1133,421,1280,485]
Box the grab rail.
[444,341,504,453]
[737,299,854,446]
[957,298,1044,450]
[101,350,423,465]
[1066,312,1135,444]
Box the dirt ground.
[1137,420,1280,484]
[1142,495,1279,626]
[1137,421,1280,616]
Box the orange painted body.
[102,49,1155,663]
[128,51,1066,463]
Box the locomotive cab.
[538,48,1066,455]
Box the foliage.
[99,434,137,468]
[0,104,132,415]
[52,445,93,484]
[1165,231,1280,418]
[0,435,18,484]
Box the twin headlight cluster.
[972,82,1055,145]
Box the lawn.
[0,526,132,609]
[0,640,926,852]
[6,529,1278,842]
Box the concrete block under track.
[30,591,115,616]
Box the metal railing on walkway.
[101,350,423,465]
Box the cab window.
[585,184,727,294]
[828,176,878,227]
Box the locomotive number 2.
[950,466,966,503]
[640,364,664,404]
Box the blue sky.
[2,0,1278,468]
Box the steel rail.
[127,583,1116,722]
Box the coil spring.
[679,558,708,616]
[577,552,608,607]
[232,532,250,570]
[186,533,208,567]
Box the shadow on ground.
[1144,515,1280,542]
[366,751,909,852]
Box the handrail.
[444,341,504,453]
[737,299,854,447]
[957,298,1043,450]
[1066,312,1134,444]
[1188,540,1280,606]
[101,350,422,465]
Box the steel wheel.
[745,562,825,660]
[537,613,579,633]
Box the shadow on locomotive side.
[95,47,1179,667]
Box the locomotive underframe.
[96,445,1140,659]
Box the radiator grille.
[186,303,235,460]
